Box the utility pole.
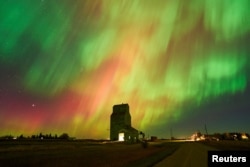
[205,124,208,136]
[170,128,173,140]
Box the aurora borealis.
[0,0,250,139]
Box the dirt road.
[154,142,218,167]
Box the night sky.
[0,0,250,139]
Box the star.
[32,104,36,107]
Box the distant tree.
[18,134,24,139]
[0,135,14,140]
[214,133,223,140]
[39,133,43,139]
[139,131,145,139]
[59,133,69,140]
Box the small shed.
[118,126,138,143]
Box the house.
[110,103,138,142]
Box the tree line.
[0,132,72,140]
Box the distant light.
[118,133,124,141]
[242,134,248,140]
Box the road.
[154,142,218,167]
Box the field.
[0,140,249,167]
[202,140,250,150]
[0,140,181,167]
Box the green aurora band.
[0,0,249,138]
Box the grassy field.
[1,140,249,166]
[0,140,182,167]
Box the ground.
[0,140,249,167]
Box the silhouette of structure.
[110,103,138,142]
